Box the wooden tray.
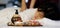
[8,24,43,26]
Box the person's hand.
[20,0,26,12]
[20,9,25,12]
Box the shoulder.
[21,8,37,15]
[21,8,37,16]
[24,8,37,13]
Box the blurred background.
[0,0,60,20]
[0,0,29,9]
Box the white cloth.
[19,8,37,22]
[32,18,56,26]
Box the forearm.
[30,0,36,8]
[21,0,26,11]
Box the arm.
[20,0,27,12]
[30,0,36,8]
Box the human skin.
[32,9,44,20]
[30,0,36,8]
[20,0,36,11]
[20,0,27,12]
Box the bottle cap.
[15,10,18,14]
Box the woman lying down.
[23,0,59,26]
[24,7,57,26]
